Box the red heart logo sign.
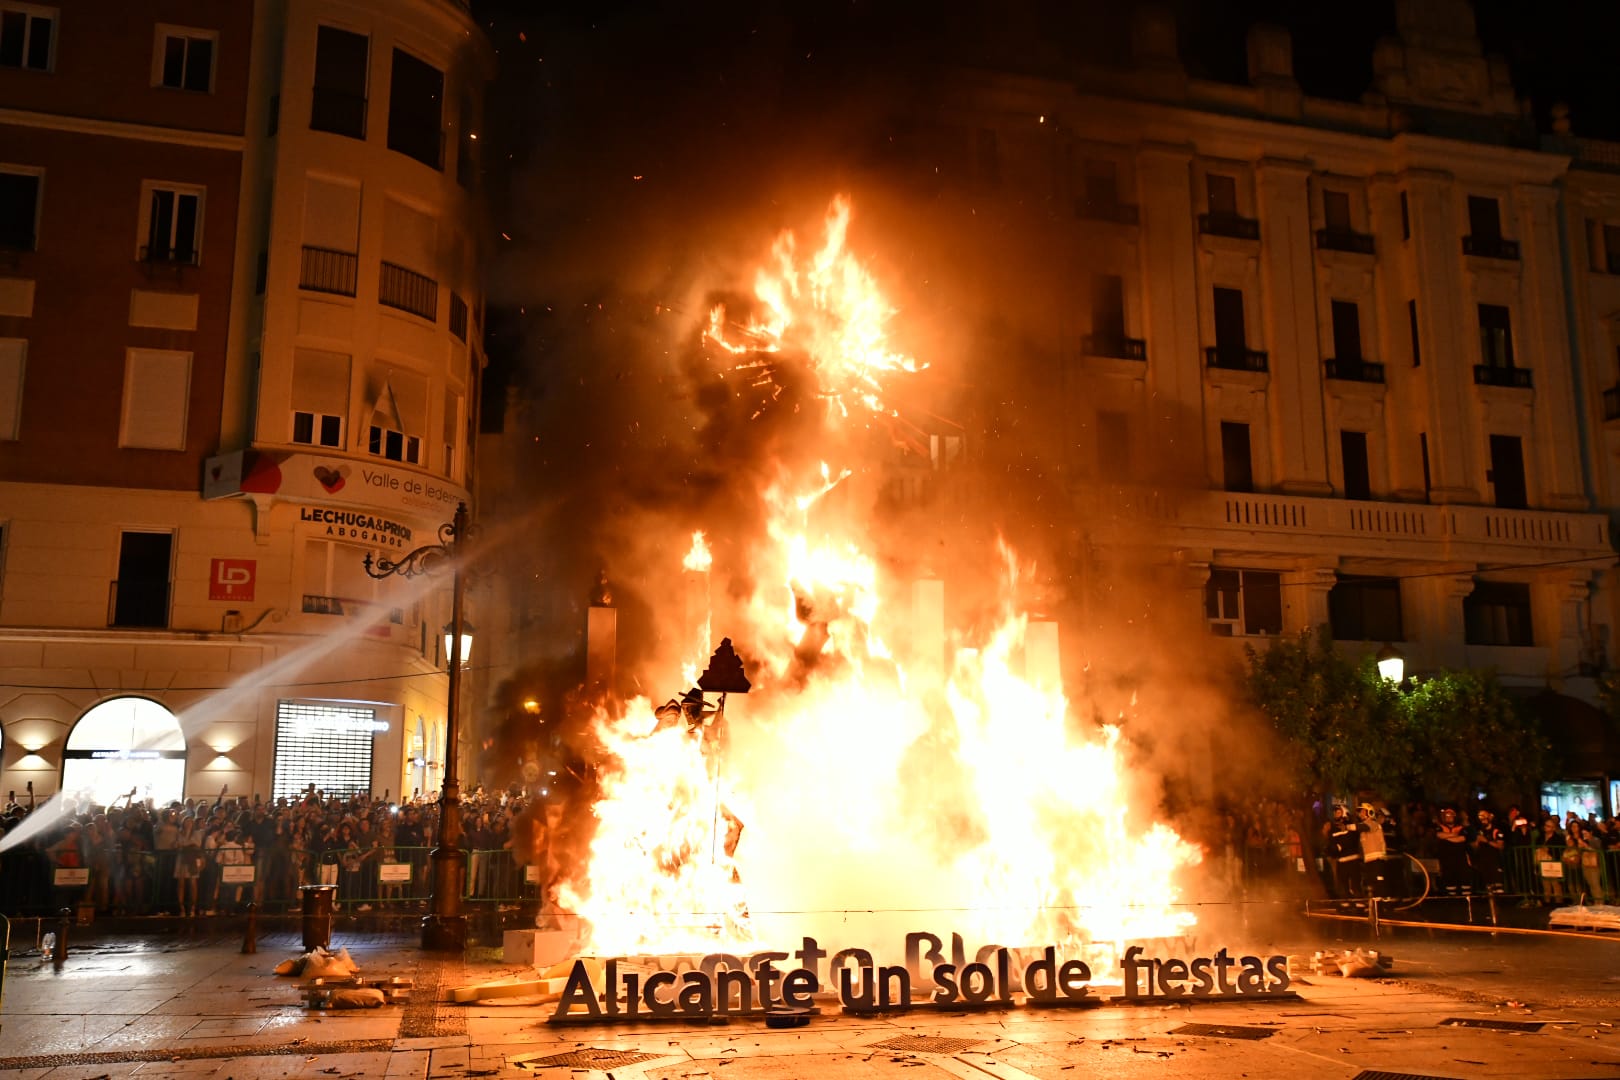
[314,465,348,494]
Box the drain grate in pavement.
[869,1035,984,1054]
[514,1048,660,1069]
[1352,1072,1465,1080]
[1170,1023,1275,1040]
[1439,1017,1546,1032]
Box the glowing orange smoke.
[557,196,1200,973]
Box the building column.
[1414,571,1476,673]
[1515,182,1590,510]
[1405,170,1481,503]
[1256,157,1332,495]
[1136,143,1205,443]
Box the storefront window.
[61,697,187,806]
[1540,780,1604,820]
[272,700,385,801]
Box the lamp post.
[364,500,472,951]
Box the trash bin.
[299,884,337,949]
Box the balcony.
[1315,228,1375,255]
[1463,235,1520,260]
[1205,345,1268,372]
[379,261,438,321]
[1604,385,1620,421]
[1074,199,1139,226]
[299,245,358,297]
[1082,333,1146,360]
[1324,357,1385,384]
[1473,364,1532,388]
[1198,212,1260,241]
[1073,485,1611,565]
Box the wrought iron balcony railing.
[1463,235,1520,260]
[1474,364,1532,388]
[1324,357,1385,383]
[1205,345,1268,372]
[1316,228,1375,255]
[1199,212,1260,240]
[1082,333,1146,360]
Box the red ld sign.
[209,558,256,601]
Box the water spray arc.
[364,500,473,951]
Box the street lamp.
[1375,643,1405,684]
[364,500,472,951]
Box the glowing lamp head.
[1375,643,1404,684]
[442,620,475,666]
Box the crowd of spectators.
[1211,797,1620,905]
[0,784,538,918]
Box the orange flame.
[682,530,713,572]
[560,196,1199,973]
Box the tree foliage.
[1245,628,1547,805]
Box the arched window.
[62,697,187,807]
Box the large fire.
[553,196,1200,973]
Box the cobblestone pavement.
[2,923,1620,1078]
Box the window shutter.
[0,338,24,439]
[120,349,191,449]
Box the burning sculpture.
[547,195,1200,975]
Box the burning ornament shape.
[555,196,1200,974]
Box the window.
[1419,433,1431,502]
[1323,190,1352,232]
[0,4,53,72]
[1399,191,1410,239]
[1341,431,1370,500]
[311,26,368,139]
[0,337,23,439]
[1206,173,1238,216]
[291,348,348,450]
[1329,575,1403,642]
[444,392,462,478]
[368,424,420,464]
[449,292,468,341]
[1205,568,1281,636]
[1083,158,1118,211]
[1606,224,1620,274]
[1220,420,1253,493]
[387,48,444,169]
[1488,433,1527,509]
[140,184,203,265]
[1408,300,1421,367]
[155,27,215,92]
[292,411,342,448]
[1330,300,1362,361]
[1213,286,1246,349]
[112,531,172,628]
[119,348,190,450]
[1465,581,1533,647]
[1468,195,1502,240]
[0,168,40,250]
[1091,274,1126,342]
[1478,304,1513,368]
